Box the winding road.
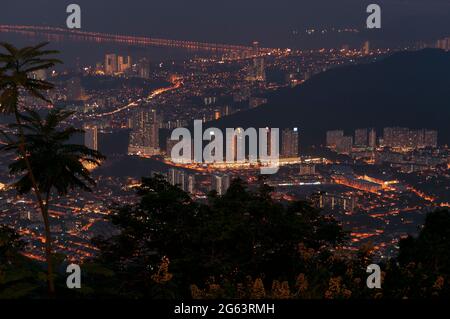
[94,79,182,118]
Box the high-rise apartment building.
[336,136,353,154]
[211,174,231,196]
[128,109,160,156]
[84,125,98,151]
[382,127,438,149]
[253,57,266,81]
[118,55,132,73]
[246,41,266,82]
[105,54,118,75]
[424,130,438,148]
[368,128,377,148]
[326,130,344,148]
[105,54,132,75]
[168,168,195,194]
[281,128,299,158]
[354,128,368,146]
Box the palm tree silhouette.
[1,108,105,294]
[0,42,62,294]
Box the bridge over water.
[0,25,276,54]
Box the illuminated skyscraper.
[424,130,438,148]
[336,136,353,154]
[252,41,259,55]
[253,57,266,81]
[168,168,195,193]
[128,109,160,156]
[354,128,368,146]
[382,127,438,149]
[118,55,132,73]
[246,41,266,82]
[383,127,408,148]
[84,125,98,151]
[105,54,118,75]
[326,130,344,149]
[368,128,377,148]
[281,128,299,158]
[383,127,438,150]
[211,174,231,196]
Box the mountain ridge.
[213,49,450,148]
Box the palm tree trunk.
[14,110,56,296]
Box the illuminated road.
[95,79,182,118]
[0,25,275,54]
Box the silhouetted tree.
[0,108,104,295]
[92,176,347,298]
[0,42,61,294]
[384,208,450,298]
[0,225,44,298]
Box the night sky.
[1,0,450,47]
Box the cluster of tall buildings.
[327,127,437,154]
[105,54,132,75]
[168,168,195,194]
[250,58,266,82]
[436,37,450,51]
[103,54,151,78]
[128,109,160,156]
[326,130,354,154]
[381,127,438,150]
[167,169,231,196]
[354,128,377,148]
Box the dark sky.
[1,0,450,47]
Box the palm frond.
[2,107,106,196]
[0,42,61,111]
[0,42,19,56]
